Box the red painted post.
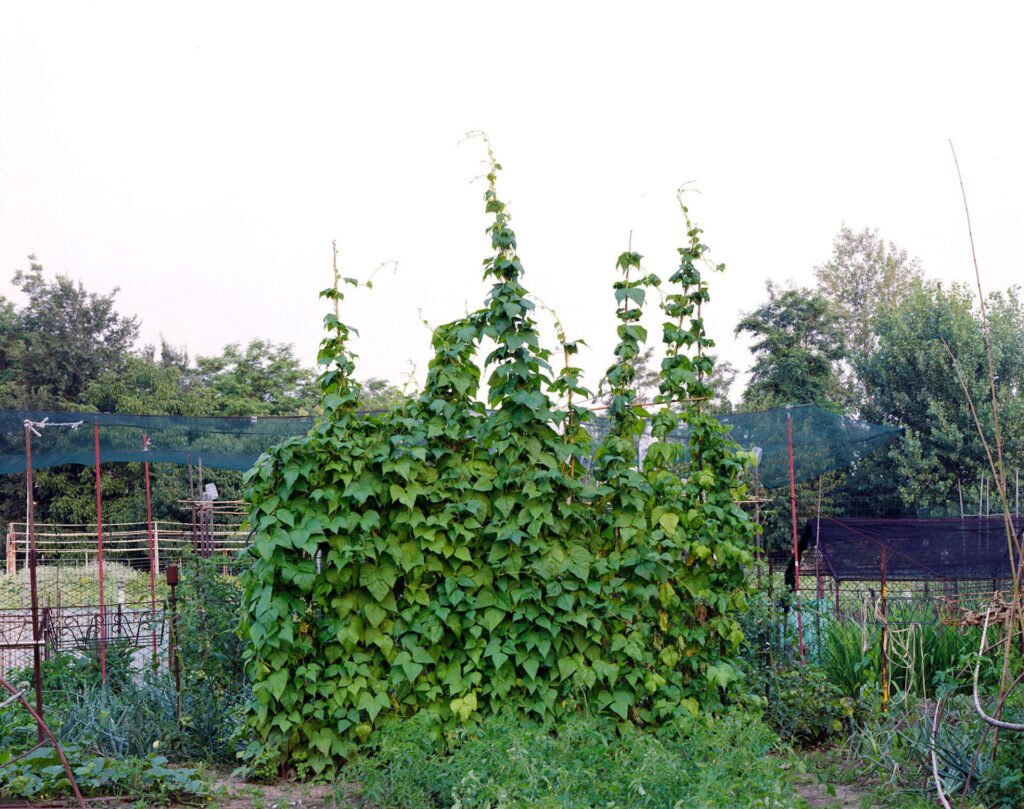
[94,421,106,682]
[24,421,44,740]
[144,434,157,660]
[787,411,806,663]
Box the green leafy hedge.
[241,144,755,774]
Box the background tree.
[854,280,1024,514]
[0,261,355,528]
[814,226,923,408]
[0,296,23,407]
[814,225,923,356]
[85,341,199,415]
[191,339,319,416]
[735,282,846,410]
[10,257,139,407]
[358,377,410,410]
[705,354,737,414]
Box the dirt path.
[793,777,876,808]
[204,773,877,809]
[201,778,350,809]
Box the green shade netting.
[0,404,900,486]
[0,410,315,473]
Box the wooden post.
[6,525,14,576]
[880,547,889,713]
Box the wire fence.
[0,552,250,766]
[0,518,248,682]
[5,519,248,576]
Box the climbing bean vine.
[240,149,754,775]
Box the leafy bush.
[0,744,207,805]
[984,723,1024,809]
[30,641,138,709]
[343,710,802,808]
[241,148,755,772]
[762,663,851,746]
[173,553,249,761]
[842,689,1024,806]
[810,602,1000,703]
[0,690,206,805]
[818,618,876,701]
[54,675,177,758]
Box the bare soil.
[793,777,876,809]
[184,778,354,809]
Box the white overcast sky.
[2,2,1023,404]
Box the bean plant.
[240,145,755,775]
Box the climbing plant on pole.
[240,148,755,776]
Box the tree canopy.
[814,225,923,357]
[0,257,406,528]
[735,282,846,410]
[4,258,140,408]
[855,280,1024,512]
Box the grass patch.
[341,710,804,808]
[0,561,164,609]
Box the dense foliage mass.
[240,154,755,774]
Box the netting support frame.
[22,421,45,740]
[787,410,806,663]
[93,421,107,683]
[144,434,158,662]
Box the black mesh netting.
[805,516,1021,581]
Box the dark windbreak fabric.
[805,516,1020,581]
